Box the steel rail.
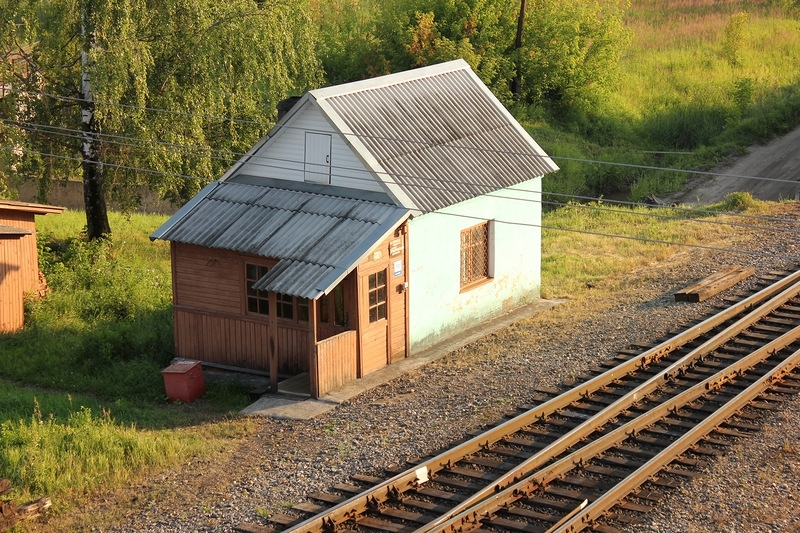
[420,325,800,533]
[412,277,800,533]
[556,348,800,532]
[281,270,800,533]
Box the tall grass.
[540,194,759,299]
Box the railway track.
[243,268,800,533]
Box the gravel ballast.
[61,205,800,533]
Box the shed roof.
[0,224,31,236]
[291,59,559,213]
[151,181,409,299]
[0,199,64,215]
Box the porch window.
[460,221,490,289]
[368,270,387,323]
[276,294,310,323]
[245,263,270,315]
[276,293,294,319]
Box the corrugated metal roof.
[152,181,409,299]
[311,59,559,213]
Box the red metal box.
[162,359,205,403]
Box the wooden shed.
[0,200,63,332]
[152,59,558,398]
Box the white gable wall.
[406,178,542,354]
[234,103,384,193]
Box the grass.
[0,210,255,514]
[2,194,776,524]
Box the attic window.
[460,221,492,290]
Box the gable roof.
[152,181,409,299]
[259,59,558,213]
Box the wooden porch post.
[268,292,278,392]
[309,299,319,398]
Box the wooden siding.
[173,307,310,374]
[174,308,269,369]
[236,104,383,192]
[0,236,25,332]
[171,242,310,374]
[312,330,357,397]
[172,243,242,314]
[0,211,38,293]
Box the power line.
[0,145,211,182]
[6,100,800,193]
[2,137,799,236]
[13,89,269,127]
[3,145,798,262]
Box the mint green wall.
[407,178,542,353]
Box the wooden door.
[359,267,389,376]
[304,132,332,184]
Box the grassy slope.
[533,0,800,202]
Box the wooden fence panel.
[312,330,357,398]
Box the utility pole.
[512,0,526,99]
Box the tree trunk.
[81,5,111,240]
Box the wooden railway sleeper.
[278,273,800,533]
[419,297,800,533]
[417,335,800,533]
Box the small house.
[0,200,63,332]
[152,59,558,397]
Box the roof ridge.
[310,59,469,101]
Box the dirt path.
[664,124,800,205]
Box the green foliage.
[311,0,389,83]
[2,0,323,224]
[0,403,183,495]
[716,191,761,212]
[371,0,518,97]
[0,211,248,411]
[517,0,632,113]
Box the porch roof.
[151,180,410,299]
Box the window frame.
[245,262,271,316]
[367,269,387,323]
[244,260,309,323]
[459,221,493,291]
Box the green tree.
[1,0,322,239]
[374,0,519,99]
[310,0,390,84]
[517,0,631,112]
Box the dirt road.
[664,124,800,205]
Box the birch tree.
[1,0,322,239]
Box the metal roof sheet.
[312,60,559,213]
[152,181,409,299]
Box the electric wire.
[2,142,798,263]
[2,136,795,235]
[4,92,800,260]
[9,89,800,187]
[3,125,800,235]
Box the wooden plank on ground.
[674,266,755,303]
